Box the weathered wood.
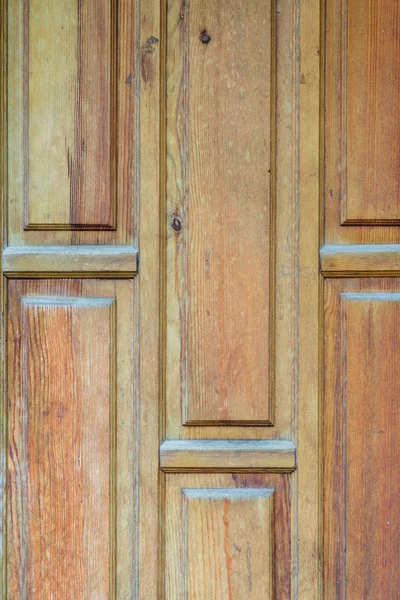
[297,0,321,595]
[165,0,299,445]
[324,279,400,597]
[165,474,291,599]
[7,0,136,245]
[7,279,135,597]
[166,0,274,425]
[3,245,138,277]
[160,440,296,473]
[325,0,400,244]
[27,0,115,230]
[321,244,400,275]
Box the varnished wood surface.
[160,439,296,473]
[165,474,291,599]
[344,0,400,224]
[7,0,136,245]
[321,244,400,275]
[7,279,135,598]
[165,0,300,443]
[27,0,115,230]
[166,0,273,425]
[324,0,400,243]
[324,279,400,598]
[3,245,138,277]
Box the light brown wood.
[344,0,400,224]
[324,0,400,243]
[297,0,321,596]
[8,0,135,245]
[160,440,296,473]
[324,279,400,598]
[3,245,138,277]
[165,0,300,444]
[7,279,135,597]
[27,0,115,230]
[166,0,274,425]
[9,294,114,597]
[321,244,400,275]
[165,474,291,599]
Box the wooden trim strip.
[3,245,138,277]
[321,244,400,276]
[160,439,297,473]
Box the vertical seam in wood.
[339,0,348,224]
[159,0,167,598]
[109,299,117,599]
[269,0,278,427]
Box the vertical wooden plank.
[298,0,321,597]
[324,281,400,598]
[166,0,274,425]
[137,0,162,597]
[0,0,7,596]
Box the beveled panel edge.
[160,439,297,473]
[3,245,138,278]
[320,244,400,276]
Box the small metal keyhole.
[172,216,182,231]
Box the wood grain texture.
[165,474,291,599]
[344,0,400,223]
[297,0,321,596]
[7,279,135,598]
[166,0,274,425]
[3,245,138,277]
[164,0,299,442]
[324,0,400,243]
[27,0,115,230]
[321,244,400,276]
[184,488,273,599]
[324,279,400,598]
[160,439,296,473]
[8,0,136,245]
[135,0,162,598]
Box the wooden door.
[1,0,399,598]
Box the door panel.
[166,0,274,425]
[324,280,400,598]
[27,0,115,230]
[165,474,291,599]
[8,0,135,245]
[7,279,134,597]
[165,0,299,441]
[325,0,400,243]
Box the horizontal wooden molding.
[3,245,138,278]
[321,244,400,276]
[160,440,297,473]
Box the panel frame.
[6,0,138,246]
[163,0,301,440]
